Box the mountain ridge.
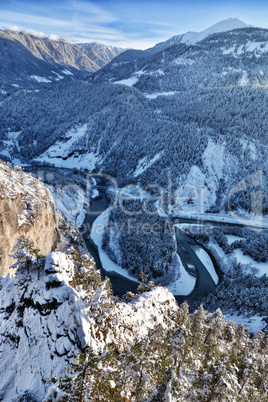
[0,29,126,88]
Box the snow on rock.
[0,252,82,401]
[202,138,225,183]
[36,124,88,160]
[0,248,179,401]
[46,182,88,228]
[173,165,210,214]
[0,130,21,164]
[112,287,179,343]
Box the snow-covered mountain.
[1,22,267,215]
[92,21,268,91]
[0,29,126,88]
[151,18,250,52]
[0,27,267,400]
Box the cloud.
[71,0,118,24]
[2,25,48,38]
[0,3,123,41]
[24,29,47,38]
[0,10,71,28]
[132,19,177,28]
[0,0,167,49]
[48,34,61,41]
[2,25,21,32]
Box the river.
[26,166,222,304]
[81,180,223,305]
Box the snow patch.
[225,235,244,245]
[223,41,268,57]
[224,313,266,333]
[133,151,164,177]
[240,139,257,160]
[232,249,267,278]
[62,69,73,76]
[145,91,178,99]
[113,70,145,87]
[240,71,248,86]
[113,76,139,87]
[172,139,225,215]
[35,124,102,171]
[30,75,51,83]
[166,253,196,295]
[192,247,219,284]
[174,57,195,65]
[52,71,64,80]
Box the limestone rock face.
[0,162,60,275]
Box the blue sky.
[0,0,268,48]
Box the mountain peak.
[181,18,251,44]
[151,18,251,52]
[206,17,250,30]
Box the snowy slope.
[35,123,102,171]
[171,139,227,215]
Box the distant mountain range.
[0,29,125,88]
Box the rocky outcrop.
[0,162,60,275]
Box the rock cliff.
[0,162,60,275]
